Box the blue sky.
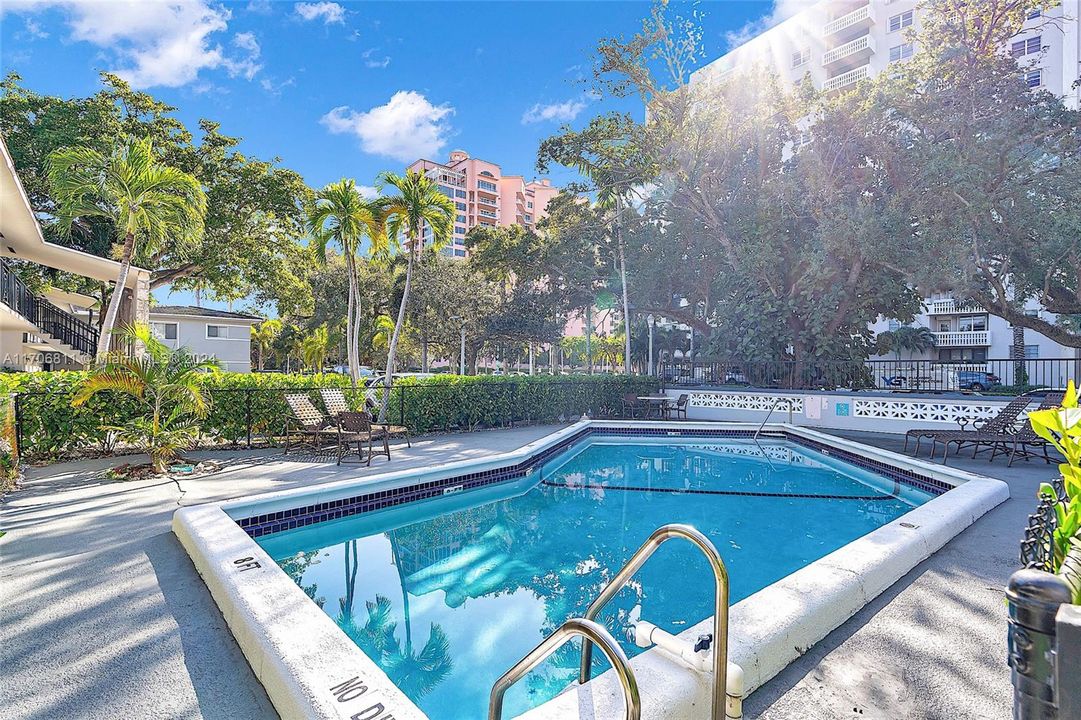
[1,0,778,309]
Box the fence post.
[399,385,405,428]
[1006,568,1072,719]
[245,389,253,449]
[13,392,23,461]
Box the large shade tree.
[375,170,455,419]
[47,136,206,361]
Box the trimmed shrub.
[0,371,659,460]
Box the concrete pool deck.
[0,425,1044,719]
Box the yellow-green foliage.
[1027,380,1081,602]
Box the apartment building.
[150,306,260,373]
[692,1,1079,107]
[406,150,559,257]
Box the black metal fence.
[659,357,1079,393]
[10,376,659,460]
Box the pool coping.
[172,420,1009,720]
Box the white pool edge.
[173,421,1009,720]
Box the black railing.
[0,260,99,357]
[659,357,1080,393]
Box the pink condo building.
[406,149,559,258]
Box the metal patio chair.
[321,387,412,447]
[283,393,337,455]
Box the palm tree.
[47,137,207,363]
[250,318,282,371]
[307,180,385,386]
[72,325,218,473]
[374,171,456,421]
[878,325,936,361]
[301,325,331,372]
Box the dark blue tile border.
[239,427,947,538]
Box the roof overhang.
[0,135,148,289]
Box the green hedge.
[0,372,659,460]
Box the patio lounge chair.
[665,393,689,420]
[320,387,412,448]
[336,411,390,466]
[903,394,1032,458]
[283,393,337,454]
[931,391,1064,464]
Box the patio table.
[637,395,671,419]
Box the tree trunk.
[96,230,136,364]
[1011,323,1026,386]
[345,253,359,388]
[381,240,416,422]
[617,202,631,376]
[585,304,593,375]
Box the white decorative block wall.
[689,393,805,413]
[852,399,1001,424]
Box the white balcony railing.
[479,209,497,219]
[822,34,874,66]
[933,330,991,347]
[927,299,984,315]
[477,195,498,206]
[823,4,873,36]
[823,64,871,91]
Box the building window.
[958,315,987,332]
[477,179,497,192]
[1024,344,1040,359]
[152,322,178,340]
[888,10,913,33]
[207,325,223,338]
[889,42,914,62]
[479,170,495,177]
[1027,9,1041,19]
[455,225,466,234]
[1012,35,1042,57]
[527,201,533,209]
[791,48,810,68]
[455,202,466,211]
[455,189,466,198]
[1023,69,1043,87]
[887,319,901,331]
[454,249,466,257]
[1024,307,1040,318]
[456,214,466,223]
[438,185,453,196]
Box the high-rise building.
[691,0,1079,109]
[406,150,559,257]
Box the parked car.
[957,370,1000,391]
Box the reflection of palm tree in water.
[336,538,453,701]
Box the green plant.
[1027,380,1081,603]
[47,136,206,362]
[72,325,219,473]
[374,169,457,421]
[0,393,18,493]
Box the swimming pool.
[173,421,1008,720]
[257,436,934,719]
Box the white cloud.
[521,97,588,125]
[362,47,390,69]
[294,1,344,24]
[724,0,807,50]
[24,18,48,39]
[321,91,455,162]
[223,31,262,80]
[260,75,296,96]
[2,1,264,89]
[356,185,379,199]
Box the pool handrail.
[488,617,640,720]
[579,523,732,720]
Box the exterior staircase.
[1,259,99,362]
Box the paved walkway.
[0,426,1039,719]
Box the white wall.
[151,316,253,373]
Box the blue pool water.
[257,437,933,719]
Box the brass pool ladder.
[488,523,735,720]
